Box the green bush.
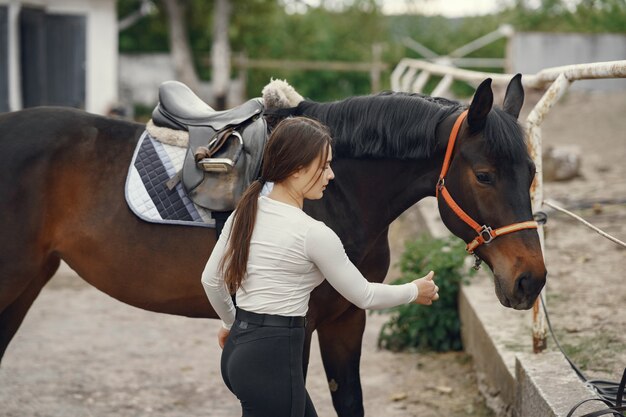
[377,235,475,352]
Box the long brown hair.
[220,116,332,294]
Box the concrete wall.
[0,0,117,114]
[119,54,175,106]
[510,32,626,91]
[119,53,245,109]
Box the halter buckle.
[437,178,445,190]
[480,225,494,244]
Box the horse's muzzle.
[495,269,546,310]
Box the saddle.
[151,81,267,212]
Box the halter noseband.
[436,110,538,266]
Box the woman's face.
[301,146,335,200]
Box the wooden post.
[371,43,383,93]
[235,52,248,104]
[211,0,232,109]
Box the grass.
[562,333,626,374]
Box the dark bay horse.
[0,75,546,417]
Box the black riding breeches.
[221,309,318,417]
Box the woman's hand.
[218,326,230,349]
[412,271,439,305]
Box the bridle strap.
[438,186,482,232]
[438,110,468,184]
[466,221,539,253]
[436,110,539,254]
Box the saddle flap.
[181,116,268,212]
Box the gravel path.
[0,263,492,417]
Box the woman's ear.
[291,165,306,178]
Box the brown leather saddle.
[151,81,267,212]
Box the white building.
[0,0,117,114]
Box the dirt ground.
[0,262,492,417]
[0,90,624,417]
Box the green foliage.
[505,0,626,33]
[238,2,388,100]
[377,235,475,352]
[133,103,154,123]
[117,0,626,102]
[118,0,169,51]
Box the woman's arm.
[201,215,236,329]
[305,223,435,309]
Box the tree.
[211,0,232,109]
[162,0,200,93]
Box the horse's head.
[437,75,546,310]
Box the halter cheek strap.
[436,110,539,256]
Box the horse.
[0,75,546,417]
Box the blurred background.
[0,0,624,119]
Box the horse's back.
[0,106,142,148]
[1,107,140,170]
[0,107,143,240]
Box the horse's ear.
[503,73,524,119]
[468,78,493,132]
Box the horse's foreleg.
[317,306,366,417]
[0,256,60,363]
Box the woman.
[201,116,439,417]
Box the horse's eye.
[475,172,493,184]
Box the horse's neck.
[305,155,442,264]
[323,111,457,238]
[299,99,459,258]
[342,157,441,232]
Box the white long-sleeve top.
[201,196,418,329]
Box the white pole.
[526,73,572,353]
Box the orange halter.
[436,110,538,257]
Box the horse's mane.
[296,91,529,163]
[297,91,459,159]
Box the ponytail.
[219,180,264,294]
[218,116,332,294]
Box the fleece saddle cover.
[125,130,215,228]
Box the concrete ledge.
[515,352,605,417]
[459,275,528,416]
[459,277,605,417]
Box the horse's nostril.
[516,272,532,295]
[515,271,544,299]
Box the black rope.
[541,294,626,416]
